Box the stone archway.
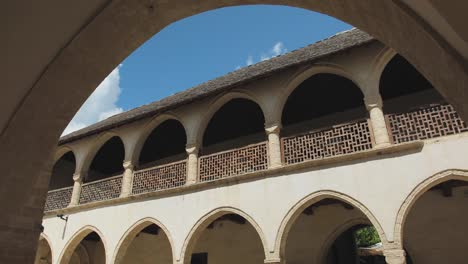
[201,97,266,155]
[34,235,53,264]
[180,207,269,264]
[2,1,468,262]
[58,226,107,264]
[113,218,175,264]
[394,170,468,264]
[275,191,388,263]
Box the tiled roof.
[59,28,374,144]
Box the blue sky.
[63,5,351,135]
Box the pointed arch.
[54,145,76,163]
[369,46,396,95]
[82,133,126,182]
[112,217,176,264]
[316,217,371,264]
[35,233,53,264]
[379,53,445,114]
[80,131,123,174]
[196,91,268,147]
[279,66,367,136]
[49,149,76,190]
[132,113,187,163]
[133,114,188,168]
[275,64,365,120]
[274,190,387,260]
[393,169,468,246]
[179,207,269,264]
[198,92,267,154]
[58,225,107,264]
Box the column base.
[185,180,197,186]
[264,259,284,264]
[384,249,406,264]
[374,142,392,149]
[119,192,130,198]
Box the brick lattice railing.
[132,160,187,195]
[45,187,73,211]
[199,142,268,182]
[79,175,123,204]
[387,104,468,144]
[282,119,373,165]
[44,105,468,211]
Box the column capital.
[265,123,282,135]
[123,160,134,170]
[72,172,84,182]
[186,145,199,155]
[364,94,383,110]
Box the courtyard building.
[37,29,468,264]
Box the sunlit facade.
[38,29,468,264]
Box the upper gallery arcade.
[39,29,468,264]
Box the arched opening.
[403,179,468,264]
[62,231,106,264]
[6,1,468,263]
[34,237,52,264]
[202,98,266,155]
[138,119,187,169]
[284,198,384,264]
[185,213,265,264]
[49,151,75,190]
[115,222,173,264]
[380,55,467,143]
[325,225,385,264]
[86,136,125,182]
[379,54,445,114]
[282,73,367,136]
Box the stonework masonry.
[37,37,468,264]
[4,1,468,262]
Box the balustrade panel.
[387,104,468,144]
[132,160,187,195]
[282,120,373,165]
[79,175,122,204]
[44,187,73,211]
[199,142,268,182]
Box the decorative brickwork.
[199,142,268,182]
[132,160,187,194]
[282,120,373,165]
[44,187,73,211]
[387,104,468,144]
[79,175,123,204]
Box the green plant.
[354,226,381,247]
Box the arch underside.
[58,227,106,264]
[396,171,468,263]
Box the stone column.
[68,172,84,207]
[186,145,199,185]
[384,249,406,264]
[366,96,391,148]
[266,123,283,168]
[120,161,134,198]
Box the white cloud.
[237,42,287,69]
[272,42,286,56]
[246,55,254,66]
[62,66,124,135]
